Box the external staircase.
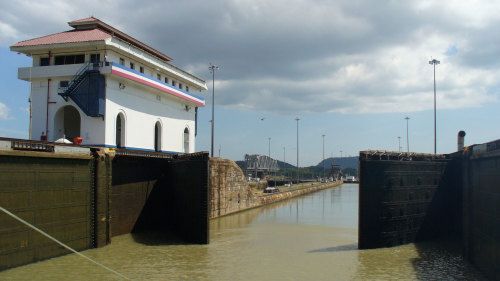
[58,62,106,117]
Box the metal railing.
[58,61,109,101]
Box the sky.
[1,0,500,166]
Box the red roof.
[11,28,111,47]
[68,16,99,25]
[11,17,173,62]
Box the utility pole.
[398,136,401,152]
[322,134,325,179]
[283,146,285,163]
[209,63,219,157]
[268,137,271,158]
[429,58,440,154]
[405,117,410,152]
[295,117,300,183]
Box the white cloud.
[19,107,30,115]
[0,22,19,46]
[0,102,14,120]
[2,0,500,116]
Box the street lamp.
[268,137,271,158]
[405,117,410,152]
[295,117,300,182]
[429,58,440,154]
[322,134,325,178]
[398,136,401,152]
[209,63,219,157]
[283,146,286,163]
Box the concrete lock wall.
[209,158,260,218]
[358,152,459,249]
[462,147,500,280]
[0,138,210,270]
[109,155,165,237]
[208,158,344,219]
[111,151,210,244]
[0,151,94,271]
[358,144,500,280]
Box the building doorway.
[53,105,80,142]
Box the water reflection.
[0,184,486,281]
[308,243,358,253]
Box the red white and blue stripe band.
[111,62,205,107]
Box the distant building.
[10,17,207,153]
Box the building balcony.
[18,63,112,81]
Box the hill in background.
[235,159,295,171]
[316,157,358,170]
[235,156,358,178]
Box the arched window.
[53,105,80,142]
[184,127,189,153]
[116,113,125,148]
[154,121,162,152]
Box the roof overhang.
[10,40,108,55]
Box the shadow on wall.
[111,153,209,245]
[131,175,182,245]
[416,158,463,242]
[131,161,209,245]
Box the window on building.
[76,55,85,64]
[40,57,49,66]
[140,66,144,73]
[54,56,64,65]
[157,74,161,80]
[59,81,69,88]
[179,83,183,90]
[54,54,85,65]
[184,128,190,153]
[90,54,100,63]
[130,62,135,70]
[172,80,176,87]
[154,122,162,152]
[186,86,189,92]
[116,113,125,148]
[119,58,125,65]
[164,77,169,84]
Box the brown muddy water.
[0,184,487,280]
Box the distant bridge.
[245,154,279,178]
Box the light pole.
[429,59,440,154]
[209,63,219,157]
[295,117,300,182]
[322,134,325,179]
[340,150,342,158]
[283,146,286,163]
[268,137,271,158]
[398,136,401,152]
[405,117,410,152]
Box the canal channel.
[0,184,486,280]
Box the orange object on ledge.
[73,137,83,145]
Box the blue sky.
[1,1,500,166]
